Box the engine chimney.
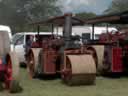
[63,13,72,41]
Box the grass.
[1,68,128,96]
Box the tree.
[104,0,128,14]
[0,0,61,32]
[104,0,128,29]
[75,12,96,20]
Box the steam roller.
[0,32,21,93]
[62,53,96,85]
[26,13,97,86]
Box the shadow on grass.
[101,72,127,79]
[35,74,61,80]
[20,63,27,68]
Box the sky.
[57,0,112,14]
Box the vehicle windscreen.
[12,34,24,44]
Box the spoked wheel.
[38,49,43,75]
[61,56,72,85]
[62,54,96,86]
[27,48,41,78]
[27,51,35,78]
[102,50,111,73]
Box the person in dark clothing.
[25,35,34,56]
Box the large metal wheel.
[86,47,98,68]
[91,45,105,74]
[27,48,41,78]
[62,54,96,86]
[5,51,22,93]
[102,46,111,73]
[61,57,72,85]
[38,49,44,75]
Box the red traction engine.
[98,31,128,74]
[26,14,96,85]
[84,11,128,75]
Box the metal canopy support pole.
[92,24,95,40]
[57,25,59,37]
[37,25,40,35]
[106,24,109,41]
[51,23,54,38]
[37,25,40,42]
[106,24,109,33]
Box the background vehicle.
[0,25,14,51]
[0,25,21,93]
[54,26,117,40]
[84,11,128,75]
[12,32,55,64]
[0,25,12,39]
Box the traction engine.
[85,31,128,75]
[26,14,96,85]
[99,31,128,74]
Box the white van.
[0,25,12,38]
[0,25,13,51]
[54,26,117,40]
[12,32,54,64]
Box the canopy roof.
[31,13,84,26]
[85,11,128,24]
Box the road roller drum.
[27,48,41,78]
[62,54,96,85]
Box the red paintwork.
[43,49,58,74]
[0,64,6,72]
[32,42,40,48]
[98,31,128,74]
[99,31,128,44]
[112,48,123,72]
[38,37,92,75]
[0,57,12,89]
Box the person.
[25,35,34,55]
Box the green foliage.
[104,0,128,29]
[104,0,128,14]
[0,0,62,32]
[75,12,96,20]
